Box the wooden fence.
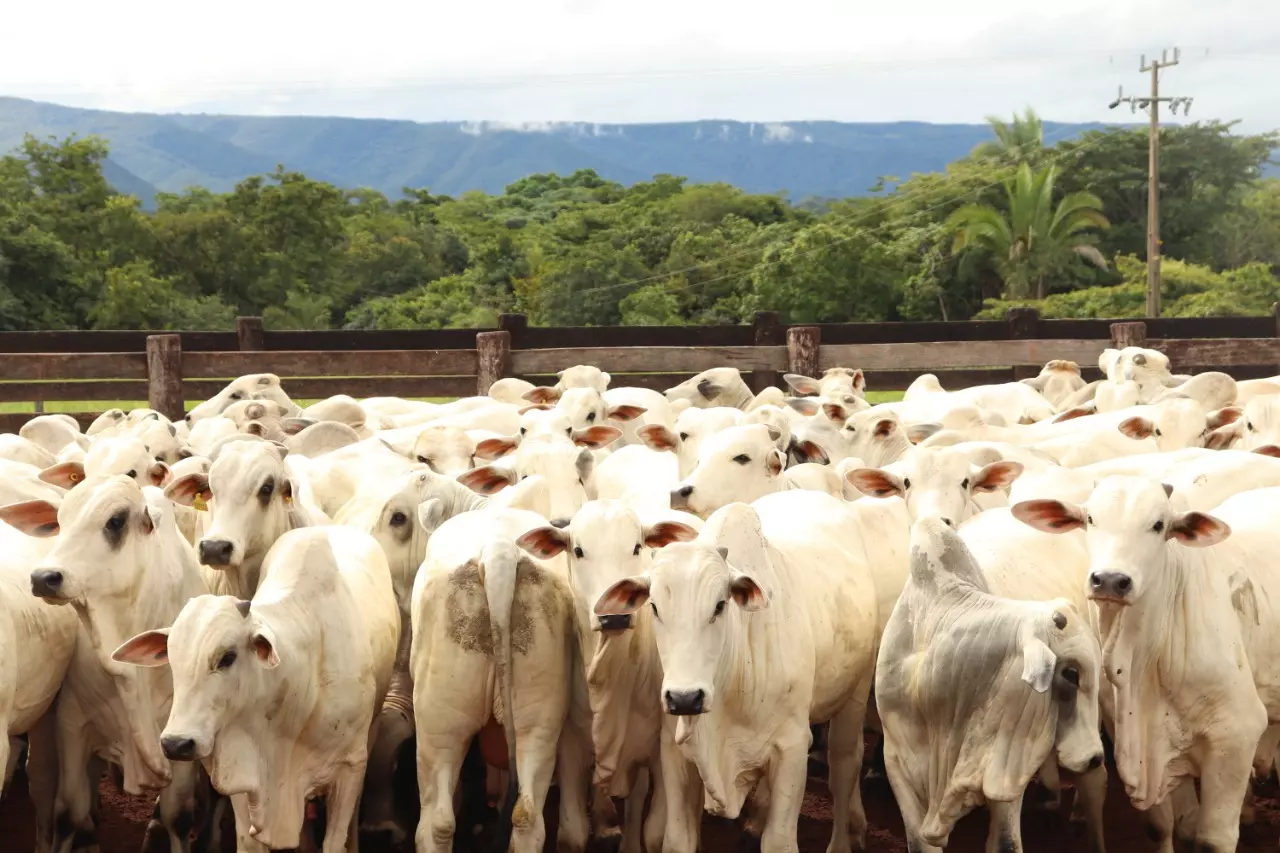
[1,310,1277,433]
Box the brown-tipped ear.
[149,461,171,487]
[637,425,678,452]
[573,425,622,449]
[847,468,904,499]
[164,473,212,509]
[783,373,821,396]
[522,387,562,405]
[607,404,647,423]
[821,402,851,423]
[906,423,941,444]
[1168,511,1230,547]
[1254,444,1280,458]
[515,526,570,559]
[282,418,316,436]
[766,449,784,477]
[792,440,829,465]
[850,368,866,394]
[39,462,85,490]
[642,521,698,548]
[1011,499,1086,534]
[111,629,171,667]
[1118,416,1155,441]
[971,460,1024,493]
[594,576,652,615]
[785,397,820,416]
[517,404,554,415]
[475,436,519,460]
[0,500,60,537]
[1208,407,1242,430]
[457,466,516,496]
[252,631,280,668]
[1204,422,1241,450]
[874,418,896,439]
[729,573,768,611]
[1053,405,1095,424]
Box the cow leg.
[51,716,96,853]
[228,793,270,853]
[620,767,648,853]
[1192,749,1254,852]
[1142,799,1177,853]
[825,699,868,853]
[641,759,666,853]
[1033,757,1062,811]
[321,764,364,853]
[758,731,810,853]
[156,762,199,853]
[28,712,59,853]
[1071,763,1107,853]
[414,734,469,853]
[882,744,942,853]
[554,723,594,853]
[985,796,1025,853]
[659,731,702,853]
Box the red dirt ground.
[2,762,1276,851]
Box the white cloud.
[3,0,1277,131]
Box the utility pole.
[1109,48,1193,317]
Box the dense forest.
[0,111,1276,331]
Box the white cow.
[847,445,1023,528]
[113,526,400,853]
[876,517,1104,853]
[638,406,745,479]
[594,493,879,853]
[1013,479,1280,852]
[904,374,1056,424]
[1021,360,1087,409]
[186,374,297,425]
[783,366,866,399]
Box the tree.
[971,108,1044,164]
[946,163,1109,300]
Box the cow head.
[669,425,785,519]
[849,447,1023,527]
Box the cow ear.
[0,500,61,538]
[792,440,829,465]
[417,498,446,536]
[729,572,769,611]
[783,374,820,396]
[1168,512,1230,547]
[517,403,555,415]
[1021,376,1049,391]
[971,461,1024,494]
[523,387,562,405]
[39,461,85,490]
[165,473,212,509]
[643,521,698,548]
[1118,416,1155,440]
[1254,445,1280,458]
[906,423,941,444]
[1204,422,1241,450]
[573,425,622,449]
[1053,405,1096,424]
[516,526,570,559]
[874,418,897,439]
[850,369,865,394]
[637,425,678,453]
[111,629,171,667]
[139,505,160,535]
[457,466,515,496]
[252,628,280,668]
[594,576,651,615]
[1020,637,1056,694]
[149,461,171,487]
[696,379,721,401]
[822,402,851,424]
[784,397,820,416]
[1011,499,1086,534]
[766,449,785,478]
[607,405,647,423]
[475,436,519,460]
[1207,407,1242,430]
[282,418,316,436]
[847,468,905,500]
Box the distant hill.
[0,97,1123,208]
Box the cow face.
[664,368,750,411]
[3,475,160,605]
[113,595,276,763]
[670,425,785,519]
[848,447,1022,528]
[594,540,766,717]
[410,426,477,476]
[44,436,171,491]
[186,374,293,425]
[1043,603,1106,774]
[1013,477,1230,605]
[554,364,611,394]
[840,408,910,469]
[639,407,743,479]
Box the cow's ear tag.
[192,494,209,512]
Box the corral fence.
[1,308,1278,433]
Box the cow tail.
[482,538,521,850]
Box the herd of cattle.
[1,349,1279,853]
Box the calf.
[1021,360,1087,410]
[186,373,296,425]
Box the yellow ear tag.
[192,494,209,512]
[283,495,293,506]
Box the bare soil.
[2,760,1276,851]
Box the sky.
[5,0,1279,131]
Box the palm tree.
[946,162,1109,300]
[972,108,1044,163]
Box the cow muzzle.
[160,735,198,762]
[1088,571,1133,604]
[664,688,706,716]
[30,569,66,600]
[670,485,694,510]
[198,539,236,567]
[597,613,632,632]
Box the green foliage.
[0,118,1276,331]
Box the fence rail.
[0,310,1276,434]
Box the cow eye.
[565,428,573,437]
[1247,421,1255,431]
[229,393,242,401]
[416,455,429,464]
[1151,520,1164,533]
[126,469,137,479]
[519,427,527,436]
[732,454,750,465]
[902,478,912,490]
[961,478,970,489]
[573,546,584,558]
[259,481,274,499]
[713,600,726,617]
[586,412,596,423]
[105,512,127,533]
[633,543,641,556]
[650,602,660,620]
[1086,514,1094,526]
[216,650,237,670]
[1061,667,1080,687]
[155,455,165,463]
[390,511,408,527]
[1154,428,1163,437]
[678,433,689,441]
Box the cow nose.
[550,518,570,529]
[160,735,197,762]
[1086,753,1104,771]
[1088,571,1133,601]
[664,689,705,716]
[30,570,64,598]
[198,540,234,567]
[598,613,632,632]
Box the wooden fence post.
[476,331,511,396]
[236,317,264,351]
[147,334,184,421]
[1007,308,1040,381]
[1273,302,1280,375]
[1110,321,1147,350]
[750,311,784,393]
[787,326,820,380]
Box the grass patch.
[864,390,905,404]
